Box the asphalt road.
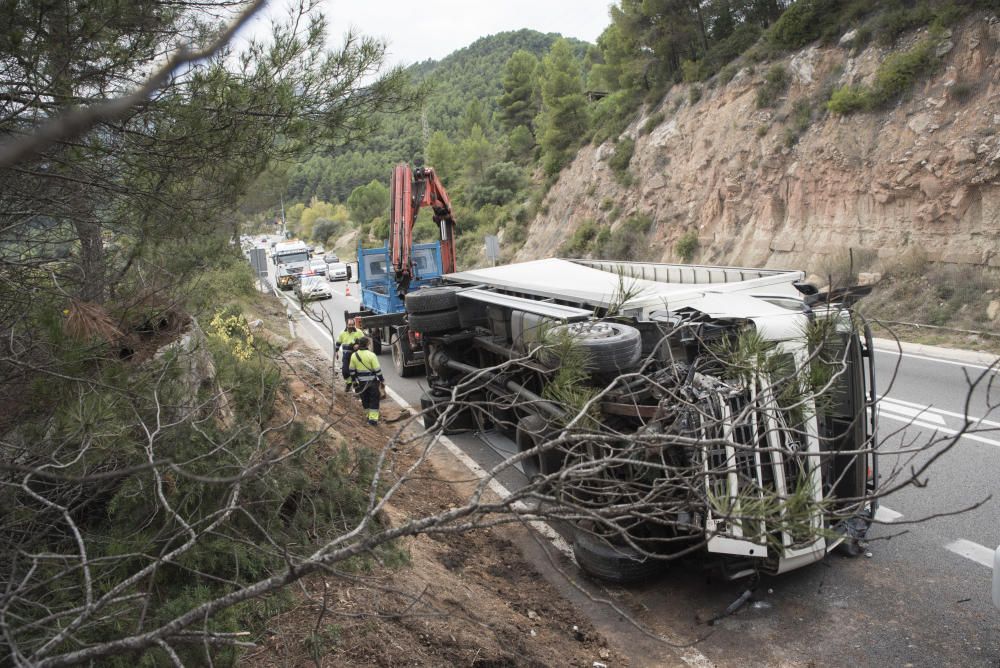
[258,244,1000,667]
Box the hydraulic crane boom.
[389,163,457,297]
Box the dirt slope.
[240,337,626,667]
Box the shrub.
[598,197,614,211]
[784,99,813,146]
[595,214,653,260]
[867,38,939,108]
[756,64,790,108]
[641,112,665,136]
[873,3,936,46]
[949,79,975,104]
[718,63,739,85]
[590,89,641,146]
[767,0,834,50]
[756,124,770,137]
[682,59,704,83]
[827,85,869,114]
[609,137,635,179]
[689,85,703,105]
[675,231,699,263]
[560,219,600,256]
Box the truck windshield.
[412,248,438,276]
[365,257,387,279]
[276,251,309,264]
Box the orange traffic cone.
[345,284,351,297]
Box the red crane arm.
[388,163,457,296]
[412,166,457,275]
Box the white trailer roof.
[446,259,803,312]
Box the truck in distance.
[405,258,878,582]
[273,240,311,290]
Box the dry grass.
[63,300,122,342]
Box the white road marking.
[878,399,946,426]
[945,539,996,570]
[876,411,1000,449]
[876,347,998,372]
[279,287,716,668]
[874,506,903,523]
[879,395,1000,429]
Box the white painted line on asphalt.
[877,411,1000,449]
[874,506,903,523]
[879,395,1000,429]
[879,399,947,426]
[875,346,998,372]
[945,539,996,570]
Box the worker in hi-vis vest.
[348,336,386,425]
[335,320,365,391]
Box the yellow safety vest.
[349,349,383,384]
[337,329,365,348]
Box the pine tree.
[535,39,588,176]
[497,50,540,132]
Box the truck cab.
[273,241,311,290]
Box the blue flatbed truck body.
[346,242,444,370]
[357,241,444,314]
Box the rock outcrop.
[518,14,1000,273]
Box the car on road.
[309,258,328,277]
[294,274,332,301]
[327,261,349,282]
[323,253,340,266]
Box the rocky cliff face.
[518,14,1000,275]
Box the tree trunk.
[74,218,105,304]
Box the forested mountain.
[284,30,589,205]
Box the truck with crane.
[345,162,457,377]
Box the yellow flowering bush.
[209,309,255,361]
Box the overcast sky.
[248,0,615,66]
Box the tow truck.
[345,163,457,377]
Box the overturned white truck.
[405,259,878,582]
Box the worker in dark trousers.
[335,320,365,391]
[349,336,386,426]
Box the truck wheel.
[572,531,663,585]
[515,415,564,480]
[405,286,461,314]
[392,334,421,378]
[408,308,461,334]
[544,322,642,374]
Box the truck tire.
[405,286,461,314]
[544,322,642,374]
[572,531,663,585]
[419,391,473,434]
[392,334,422,378]
[408,308,461,334]
[515,415,564,480]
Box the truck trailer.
[405,258,878,582]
